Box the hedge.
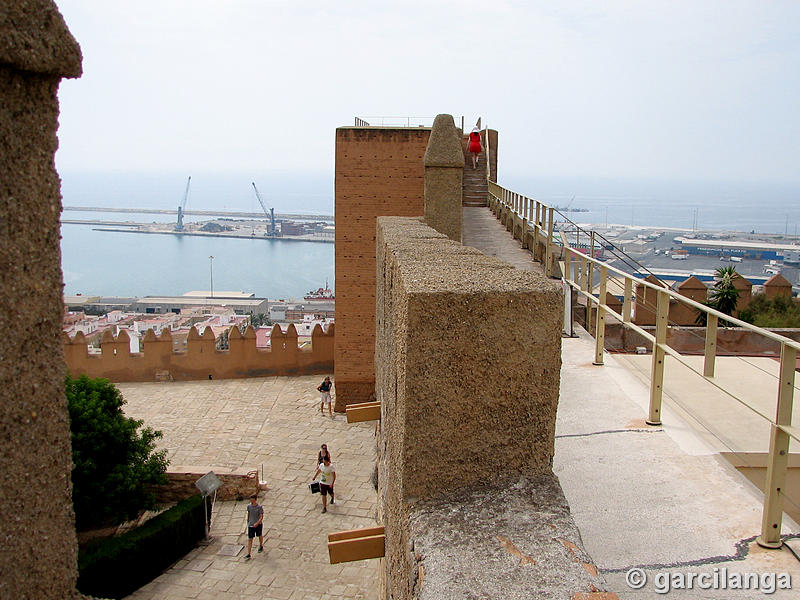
[78,494,209,599]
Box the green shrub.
[67,374,168,530]
[78,494,209,599]
[738,293,800,328]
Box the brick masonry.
[333,126,431,409]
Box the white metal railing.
[487,180,800,549]
[354,116,437,128]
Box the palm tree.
[696,266,740,326]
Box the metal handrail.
[487,180,799,549]
[487,182,800,352]
[353,116,439,128]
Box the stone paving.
[462,205,545,274]
[118,375,379,600]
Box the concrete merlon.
[0,0,82,77]
[422,114,463,168]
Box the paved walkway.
[462,205,545,274]
[119,375,379,600]
[463,205,800,598]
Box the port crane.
[175,176,191,231]
[251,182,278,236]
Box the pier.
[63,206,335,222]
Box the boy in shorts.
[312,456,336,513]
[245,494,264,558]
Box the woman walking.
[468,127,482,169]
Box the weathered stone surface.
[422,114,462,168]
[0,0,82,76]
[376,216,567,600]
[0,3,82,597]
[409,475,609,600]
[424,114,462,242]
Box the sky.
[54,0,800,185]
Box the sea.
[59,172,800,298]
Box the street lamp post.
[209,255,214,298]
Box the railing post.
[647,290,668,425]
[545,207,555,277]
[588,231,596,292]
[564,249,572,286]
[580,256,588,292]
[623,278,633,323]
[533,202,542,260]
[521,196,530,249]
[703,314,718,377]
[757,343,797,548]
[594,266,607,365]
[573,257,580,285]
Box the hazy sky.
[54,1,799,183]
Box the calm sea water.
[60,171,335,298]
[59,172,800,297]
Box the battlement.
[63,323,334,382]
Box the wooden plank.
[346,402,381,423]
[328,534,385,564]
[328,525,385,542]
[346,401,380,410]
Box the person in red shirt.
[468,127,482,169]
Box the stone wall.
[333,126,430,409]
[153,467,263,504]
[0,2,83,598]
[374,218,603,599]
[64,323,334,382]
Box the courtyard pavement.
[119,375,379,600]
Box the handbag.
[309,481,320,494]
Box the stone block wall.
[0,2,84,598]
[153,467,263,504]
[376,217,574,599]
[333,126,430,409]
[64,323,334,382]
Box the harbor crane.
[251,182,278,236]
[175,176,191,231]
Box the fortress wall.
[334,126,430,409]
[64,324,334,382]
[375,217,598,599]
[0,2,83,598]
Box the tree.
[67,375,168,530]
[247,312,272,328]
[738,293,800,328]
[696,266,741,326]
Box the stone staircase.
[462,151,488,206]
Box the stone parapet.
[375,217,591,599]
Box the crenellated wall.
[64,323,334,382]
